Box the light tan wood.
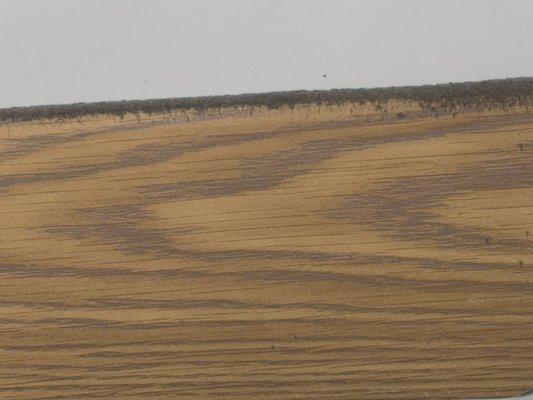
[0,100,532,399]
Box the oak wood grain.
[0,98,532,399]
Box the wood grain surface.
[0,95,532,399]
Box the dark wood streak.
[0,99,532,400]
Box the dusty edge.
[1,77,532,123]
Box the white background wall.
[0,0,532,108]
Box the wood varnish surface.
[0,104,532,399]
